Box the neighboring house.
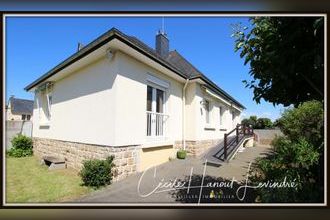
[6,96,33,121]
[25,28,245,181]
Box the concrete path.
[73,144,272,204]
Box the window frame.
[204,99,211,125]
[219,106,223,126]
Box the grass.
[6,156,93,203]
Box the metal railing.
[146,111,169,137]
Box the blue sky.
[5,16,285,121]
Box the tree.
[256,117,273,129]
[232,17,324,107]
[241,115,273,129]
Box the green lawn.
[6,156,93,203]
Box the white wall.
[184,82,241,141]
[114,51,183,146]
[32,50,184,147]
[33,55,118,146]
[32,49,240,147]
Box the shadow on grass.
[170,174,258,203]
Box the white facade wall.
[32,50,241,147]
[114,51,183,146]
[33,56,117,146]
[184,82,241,141]
[32,51,184,147]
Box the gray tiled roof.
[9,97,34,115]
[166,50,203,78]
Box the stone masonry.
[33,137,138,181]
[174,139,221,156]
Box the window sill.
[39,121,50,129]
[204,127,216,131]
[219,128,227,131]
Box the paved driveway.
[74,144,272,204]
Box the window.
[21,114,26,120]
[27,115,31,121]
[146,85,152,112]
[146,84,166,137]
[219,106,223,126]
[39,91,52,124]
[46,93,52,118]
[156,89,164,113]
[204,100,210,124]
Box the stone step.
[41,156,66,170]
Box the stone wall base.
[174,139,222,156]
[33,137,138,181]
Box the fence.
[5,121,33,150]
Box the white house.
[25,28,245,181]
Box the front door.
[146,85,165,136]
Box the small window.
[204,100,210,124]
[46,93,52,118]
[21,114,26,120]
[219,106,223,126]
[27,115,31,121]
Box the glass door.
[146,85,165,136]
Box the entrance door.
[146,85,165,137]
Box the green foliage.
[177,150,187,159]
[241,115,257,128]
[7,135,33,157]
[79,156,115,188]
[252,136,322,202]
[278,100,324,147]
[250,100,324,203]
[273,118,282,128]
[241,115,273,129]
[256,118,273,129]
[232,17,324,107]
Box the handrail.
[223,124,254,160]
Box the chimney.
[155,30,169,58]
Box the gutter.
[182,79,190,151]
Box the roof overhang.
[202,86,243,112]
[191,75,246,110]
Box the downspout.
[182,79,190,150]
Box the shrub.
[278,100,324,147]
[177,150,187,159]
[7,135,33,157]
[250,100,324,203]
[251,136,321,202]
[79,156,115,188]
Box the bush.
[177,150,187,159]
[7,135,33,157]
[251,136,321,202]
[250,100,324,202]
[278,100,324,147]
[79,156,115,188]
